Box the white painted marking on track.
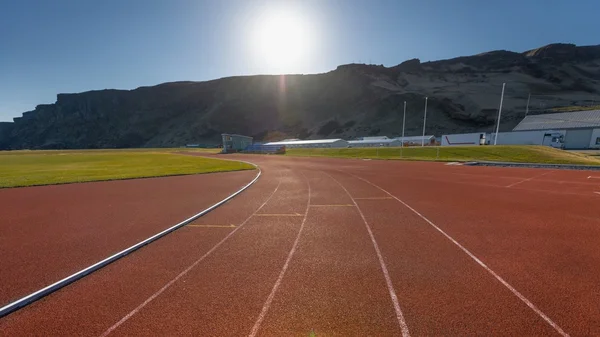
[0,160,261,319]
[506,171,553,188]
[344,171,570,337]
[100,172,284,337]
[366,171,594,196]
[187,224,236,228]
[249,171,311,337]
[594,192,600,195]
[326,172,411,337]
[309,204,354,207]
[588,176,600,179]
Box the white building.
[358,136,390,141]
[348,138,401,147]
[263,138,348,148]
[441,133,487,146]
[513,110,600,149]
[395,135,436,146]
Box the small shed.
[221,134,253,153]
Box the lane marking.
[0,162,262,319]
[100,170,282,337]
[506,171,553,188]
[254,213,303,217]
[552,180,600,186]
[345,171,570,337]
[363,171,597,196]
[249,171,311,337]
[309,204,354,207]
[187,224,236,228]
[326,172,411,337]
[568,214,600,222]
[511,186,593,198]
[354,196,393,200]
[594,192,600,195]
[587,176,600,179]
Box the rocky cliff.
[2,43,599,149]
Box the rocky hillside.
[1,43,599,149]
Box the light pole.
[494,83,506,145]
[422,97,428,147]
[401,101,406,157]
[525,92,531,116]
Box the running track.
[0,171,256,305]
[1,154,600,336]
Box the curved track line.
[342,170,570,337]
[326,172,411,337]
[101,168,282,337]
[0,163,261,319]
[248,171,311,337]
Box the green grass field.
[286,145,600,165]
[0,149,253,188]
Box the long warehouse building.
[263,138,348,148]
[348,138,401,147]
[513,110,600,149]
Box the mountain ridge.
[1,43,599,149]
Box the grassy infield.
[286,145,600,165]
[1,145,599,189]
[0,148,254,188]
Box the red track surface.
[0,170,256,305]
[2,155,600,336]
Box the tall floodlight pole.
[402,101,406,145]
[525,93,531,116]
[400,101,407,157]
[494,83,506,145]
[421,97,428,146]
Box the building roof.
[513,110,600,131]
[349,139,400,144]
[264,138,345,145]
[394,135,436,141]
[360,136,389,140]
[222,133,253,139]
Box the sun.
[251,9,313,73]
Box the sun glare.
[251,9,313,73]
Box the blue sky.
[1,0,599,122]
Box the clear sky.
[1,0,599,121]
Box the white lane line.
[100,172,283,337]
[345,172,570,337]
[587,176,600,179]
[506,171,553,188]
[327,172,411,337]
[361,171,596,196]
[0,163,261,319]
[248,171,311,337]
[594,192,600,195]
